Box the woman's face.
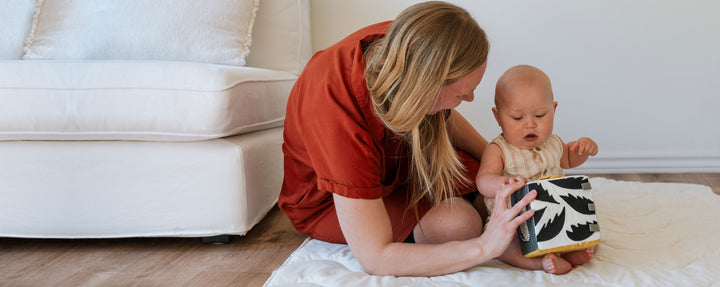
[427,62,487,115]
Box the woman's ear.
[553,101,558,111]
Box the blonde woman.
[280,1,538,276]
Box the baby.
[476,65,598,275]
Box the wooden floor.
[1,173,718,286]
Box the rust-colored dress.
[279,21,479,244]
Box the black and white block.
[510,175,601,257]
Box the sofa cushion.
[23,0,259,66]
[0,0,35,59]
[0,60,296,141]
[0,128,284,238]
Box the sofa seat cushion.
[0,60,296,141]
[0,128,284,238]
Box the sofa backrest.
[245,0,312,75]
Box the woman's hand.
[477,180,536,259]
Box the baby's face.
[494,84,557,150]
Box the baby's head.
[492,65,557,150]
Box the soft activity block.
[510,175,600,257]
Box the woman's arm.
[334,194,486,276]
[446,109,487,160]
[333,179,536,276]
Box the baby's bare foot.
[563,247,595,266]
[542,253,572,275]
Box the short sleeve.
[300,94,385,199]
[284,31,389,199]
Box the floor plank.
[589,173,720,194]
[0,173,717,286]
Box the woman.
[279,1,537,276]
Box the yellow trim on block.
[524,240,600,258]
[537,175,563,180]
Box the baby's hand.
[569,137,598,156]
[503,176,529,186]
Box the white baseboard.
[568,151,720,174]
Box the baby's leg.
[561,246,596,266]
[497,236,572,275]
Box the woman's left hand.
[476,179,535,258]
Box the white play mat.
[265,178,720,287]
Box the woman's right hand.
[477,179,536,258]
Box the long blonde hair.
[364,1,489,208]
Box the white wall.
[309,0,720,173]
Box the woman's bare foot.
[542,253,572,275]
[562,247,595,266]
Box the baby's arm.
[476,143,527,198]
[560,137,598,169]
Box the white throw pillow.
[23,0,259,66]
[0,0,36,59]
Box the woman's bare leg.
[413,197,484,244]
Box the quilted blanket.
[265,178,720,287]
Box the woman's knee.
[413,197,484,244]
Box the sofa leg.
[202,235,232,244]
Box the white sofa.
[0,0,310,242]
